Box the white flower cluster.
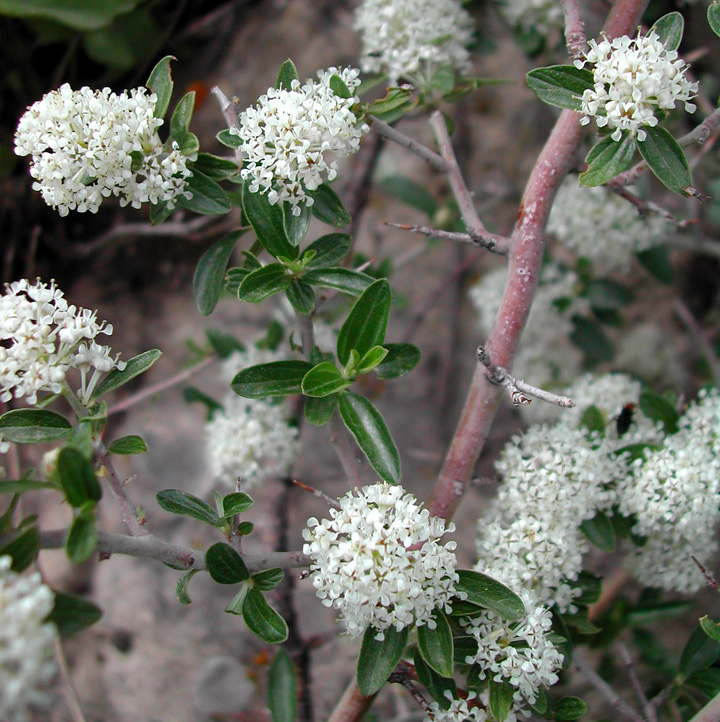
[303,482,458,638]
[233,67,368,216]
[0,279,124,406]
[205,347,299,489]
[461,590,563,711]
[616,323,687,389]
[0,557,57,722]
[575,31,698,141]
[354,0,474,85]
[469,264,585,423]
[425,690,491,722]
[619,388,720,591]
[497,0,564,37]
[15,84,192,216]
[548,179,667,273]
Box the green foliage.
[0,519,40,571]
[680,625,720,676]
[638,390,679,434]
[48,590,103,637]
[0,0,139,30]
[242,588,288,643]
[206,329,245,359]
[367,87,416,122]
[417,609,454,678]
[0,409,71,443]
[238,264,292,303]
[357,625,409,695]
[709,3,720,37]
[219,492,254,518]
[302,362,353,397]
[205,542,250,584]
[58,448,101,507]
[303,233,353,269]
[156,489,220,526]
[650,11,684,51]
[146,55,174,119]
[176,570,199,604]
[378,176,438,216]
[310,184,351,227]
[525,66,594,110]
[637,127,693,196]
[454,570,525,621]
[375,344,421,379]
[337,279,392,365]
[108,435,148,455]
[286,279,315,315]
[193,232,244,315]
[414,646,457,707]
[283,202,312,246]
[579,512,615,552]
[269,649,297,722]
[242,180,298,259]
[179,170,231,215]
[700,616,720,642]
[303,268,374,296]
[580,405,605,434]
[276,59,299,90]
[66,504,98,563]
[304,395,337,426]
[554,697,588,720]
[580,134,637,187]
[489,678,515,722]
[569,316,614,366]
[93,349,162,398]
[636,246,674,285]
[231,361,314,398]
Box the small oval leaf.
[417,609,454,678]
[0,409,71,444]
[193,231,244,315]
[357,625,409,696]
[243,588,288,643]
[455,570,525,621]
[231,361,313,398]
[156,489,219,526]
[93,349,162,398]
[337,279,392,365]
[206,542,250,584]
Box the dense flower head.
[548,179,668,272]
[575,30,698,141]
[354,0,474,85]
[461,589,563,710]
[232,67,368,215]
[15,84,192,216]
[425,690,492,722]
[469,264,585,423]
[302,482,458,638]
[0,556,57,722]
[205,346,299,489]
[497,0,564,36]
[0,278,125,405]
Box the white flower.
[469,263,585,424]
[616,323,687,389]
[461,589,563,710]
[548,179,668,273]
[15,84,192,216]
[232,67,368,216]
[0,556,57,722]
[0,279,125,405]
[575,31,698,142]
[302,482,458,638]
[497,0,564,36]
[425,690,490,722]
[354,0,474,85]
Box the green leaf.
[206,542,250,584]
[149,199,174,225]
[183,387,223,418]
[304,233,353,269]
[238,264,291,303]
[526,65,594,110]
[225,584,250,615]
[253,568,284,591]
[65,508,97,563]
[176,569,199,604]
[338,392,401,483]
[93,349,162,398]
[206,329,245,359]
[310,184,351,228]
[193,231,243,315]
[413,646,457,708]
[221,492,254,518]
[0,522,40,571]
[0,0,138,30]
[709,3,720,38]
[368,87,414,118]
[302,362,352,397]
[587,279,633,311]
[231,361,313,398]
[680,625,720,676]
[304,395,337,426]
[0,409,71,444]
[357,625,409,695]
[651,11,684,51]
[636,245,674,285]
[639,390,679,434]
[569,315,614,366]
[269,649,297,722]
[580,405,605,434]
[303,268,374,296]
[337,279,392,365]
[48,590,102,636]
[417,609,454,678]
[170,91,195,144]
[286,279,315,315]
[146,55,174,119]
[58,448,101,508]
[242,180,298,259]
[0,479,56,494]
[429,64,454,95]
[580,133,637,187]
[243,588,288,643]
[685,668,720,698]
[375,344,421,379]
[180,170,231,215]
[276,59,299,90]
[574,571,602,605]
[378,177,438,216]
[638,127,693,196]
[530,687,549,716]
[701,616,720,642]
[455,570,525,621]
[108,435,148,455]
[217,129,242,149]
[357,346,388,374]
[489,679,515,722]
[627,599,694,626]
[283,201,312,247]
[156,489,219,526]
[555,697,587,721]
[329,73,352,98]
[579,512,615,552]
[192,153,239,181]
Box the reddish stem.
[327,680,376,722]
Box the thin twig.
[574,651,646,722]
[617,642,657,722]
[389,670,432,713]
[673,299,720,385]
[107,356,215,416]
[562,0,588,59]
[369,116,448,171]
[608,186,686,226]
[293,479,341,508]
[383,221,510,255]
[429,110,486,238]
[691,555,720,592]
[98,451,148,537]
[36,528,310,572]
[55,639,88,722]
[211,86,243,164]
[477,346,575,408]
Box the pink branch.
[562,0,587,59]
[327,680,376,722]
